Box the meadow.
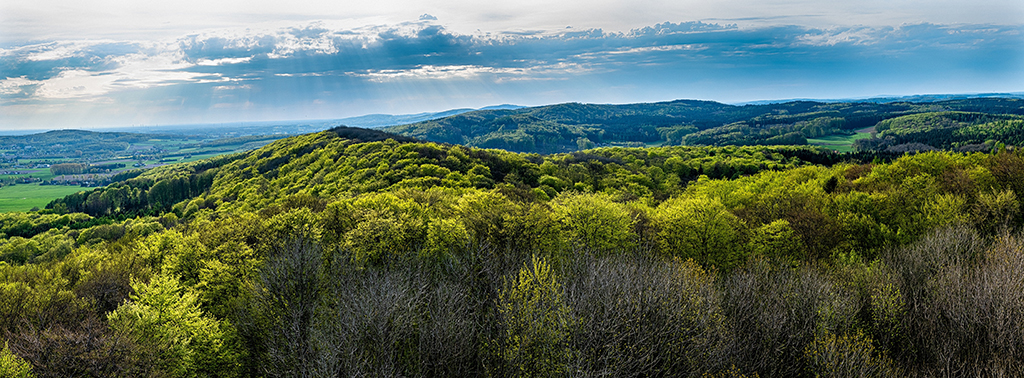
[807,130,873,152]
[0,183,86,212]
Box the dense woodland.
[385,98,1024,153]
[2,116,1024,377]
[854,112,1024,153]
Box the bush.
[804,330,898,378]
[720,258,854,376]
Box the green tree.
[493,255,574,377]
[655,196,745,269]
[551,192,636,255]
[748,219,804,261]
[108,273,240,378]
[423,217,470,261]
[0,342,33,378]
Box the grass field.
[0,183,88,213]
[807,132,872,153]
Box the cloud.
[350,62,592,82]
[195,56,253,66]
[1,19,1022,127]
[0,76,40,96]
[419,14,438,21]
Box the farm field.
[807,131,873,152]
[0,130,289,212]
[0,183,86,212]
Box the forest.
[853,112,1024,153]
[385,98,1024,153]
[1,122,1023,377]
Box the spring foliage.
[3,127,1024,376]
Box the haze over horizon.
[2,0,1023,130]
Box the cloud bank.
[2,19,1023,128]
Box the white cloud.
[4,0,1022,47]
[577,44,708,60]
[267,28,340,58]
[0,76,40,95]
[351,63,593,82]
[1,40,105,61]
[798,28,877,46]
[213,84,253,91]
[23,51,233,99]
[32,69,111,99]
[196,56,253,65]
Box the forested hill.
[384,98,1024,153]
[0,130,175,158]
[5,124,1024,377]
[854,111,1024,152]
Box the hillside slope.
[855,111,1024,152]
[385,98,1024,153]
[3,126,1024,377]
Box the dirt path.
[855,126,875,134]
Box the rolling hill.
[385,98,1024,153]
[3,102,1024,377]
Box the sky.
[1,0,1023,129]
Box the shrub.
[720,258,853,376]
[804,330,899,378]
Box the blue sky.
[1,0,1023,129]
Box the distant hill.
[854,111,1024,152]
[335,104,524,128]
[0,129,176,158]
[736,92,1024,105]
[384,98,1024,154]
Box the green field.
[807,132,872,152]
[0,183,88,212]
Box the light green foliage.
[5,117,1024,376]
[494,255,574,377]
[343,193,427,264]
[973,189,1020,234]
[749,219,804,261]
[0,342,34,378]
[655,196,745,269]
[455,190,556,254]
[423,218,470,260]
[921,193,969,229]
[108,273,240,378]
[75,223,125,245]
[551,191,636,255]
[804,330,898,378]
